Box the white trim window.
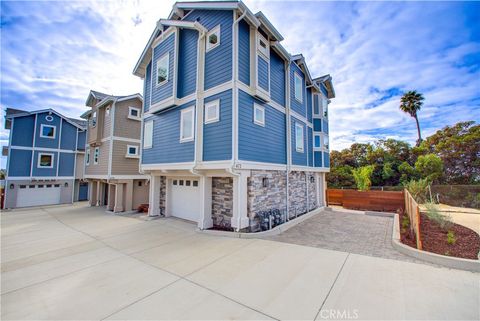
[126,145,139,158]
[180,107,195,142]
[94,147,99,164]
[323,135,329,150]
[313,94,321,117]
[91,111,97,127]
[86,147,90,166]
[314,133,322,149]
[253,104,265,127]
[156,53,169,86]
[204,99,220,124]
[257,32,270,58]
[143,120,153,149]
[38,153,54,168]
[40,124,56,139]
[206,25,221,52]
[295,122,304,153]
[106,107,110,116]
[323,97,329,118]
[128,107,141,121]
[294,72,303,103]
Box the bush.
[415,153,444,183]
[351,165,374,191]
[447,231,456,245]
[424,202,453,231]
[404,178,430,203]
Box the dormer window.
[156,53,169,86]
[257,33,269,58]
[206,25,220,52]
[294,72,303,103]
[128,107,141,121]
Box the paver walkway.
[1,204,478,320]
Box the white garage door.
[170,178,200,222]
[17,184,61,208]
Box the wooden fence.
[326,189,405,212]
[404,189,422,250]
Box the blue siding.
[323,151,330,168]
[308,127,313,167]
[323,119,329,134]
[151,33,175,105]
[8,149,32,176]
[11,115,35,147]
[258,56,269,92]
[314,151,323,167]
[238,19,250,86]
[238,90,286,164]
[291,118,308,166]
[290,62,306,117]
[144,61,152,112]
[77,130,86,150]
[203,90,232,161]
[177,28,198,98]
[184,10,233,90]
[307,88,313,123]
[35,112,61,149]
[142,101,196,164]
[60,122,77,150]
[320,83,328,97]
[32,151,58,177]
[79,183,88,201]
[313,119,322,132]
[270,50,285,106]
[58,153,75,176]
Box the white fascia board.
[175,1,239,11]
[158,19,208,33]
[271,41,290,61]
[254,11,284,41]
[7,109,85,130]
[133,26,159,78]
[117,93,144,102]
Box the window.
[173,180,178,185]
[128,107,141,121]
[144,120,153,149]
[294,72,303,103]
[324,135,329,150]
[313,94,321,116]
[138,181,142,187]
[180,107,194,142]
[323,98,328,118]
[262,177,269,188]
[253,104,265,126]
[156,53,169,86]
[45,115,54,122]
[38,153,54,168]
[94,147,99,164]
[257,33,269,58]
[54,184,60,187]
[20,185,26,189]
[204,99,220,124]
[46,184,52,188]
[295,123,304,153]
[314,134,321,148]
[126,145,139,158]
[179,180,184,186]
[92,111,97,127]
[40,124,56,139]
[186,180,191,186]
[206,25,220,52]
[106,107,110,116]
[192,180,198,187]
[86,147,90,165]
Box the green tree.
[400,90,424,146]
[415,154,444,182]
[352,165,375,191]
[398,161,417,184]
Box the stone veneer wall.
[307,172,318,211]
[288,171,308,216]
[212,177,233,228]
[159,176,166,215]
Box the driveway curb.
[391,214,480,272]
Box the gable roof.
[5,108,87,130]
[81,92,143,119]
[313,75,336,98]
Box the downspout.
[285,61,292,220]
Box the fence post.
[416,205,423,250]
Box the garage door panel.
[17,184,61,207]
[170,178,200,222]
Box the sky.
[1,0,480,169]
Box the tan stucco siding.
[75,153,85,179]
[113,99,142,140]
[110,140,141,176]
[132,179,149,209]
[85,143,110,176]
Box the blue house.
[3,108,88,208]
[133,0,335,231]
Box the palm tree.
[400,90,424,146]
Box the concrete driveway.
[1,204,478,320]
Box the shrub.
[424,202,453,231]
[401,214,410,233]
[447,231,456,245]
[404,178,430,203]
[352,165,374,191]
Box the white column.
[231,171,250,231]
[198,176,213,230]
[95,181,101,206]
[148,175,161,217]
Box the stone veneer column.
[114,183,124,212]
[231,171,250,231]
[148,175,161,217]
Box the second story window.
[253,104,265,127]
[313,94,321,117]
[206,25,220,52]
[94,147,99,164]
[323,135,329,150]
[106,107,110,116]
[40,124,56,139]
[38,153,54,168]
[204,99,220,124]
[323,98,329,118]
[92,111,97,127]
[128,107,141,121]
[180,107,194,143]
[314,134,321,149]
[294,72,303,103]
[143,120,153,149]
[86,147,90,166]
[257,32,269,58]
[156,53,169,86]
[126,145,139,158]
[295,122,304,153]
